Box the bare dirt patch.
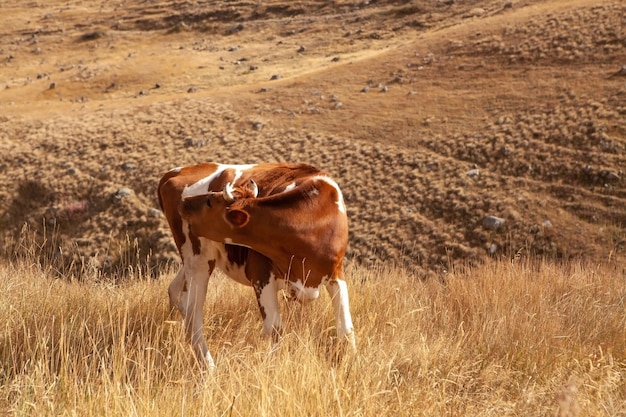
[1,0,624,277]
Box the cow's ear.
[225,209,249,228]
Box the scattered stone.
[503,1,513,9]
[114,187,133,201]
[361,86,370,93]
[184,137,205,147]
[333,102,344,110]
[226,24,244,35]
[331,56,340,62]
[228,46,239,52]
[600,170,620,181]
[466,7,485,17]
[270,74,281,80]
[78,30,106,42]
[49,82,56,89]
[187,86,197,93]
[466,168,480,177]
[488,243,498,254]
[297,45,306,53]
[121,162,136,171]
[380,85,388,92]
[483,216,505,231]
[249,65,258,71]
[147,208,162,218]
[251,121,263,131]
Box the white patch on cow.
[289,279,322,302]
[307,188,320,198]
[175,224,216,368]
[326,279,354,342]
[213,242,250,286]
[182,163,257,198]
[283,182,297,192]
[169,166,182,173]
[259,272,282,336]
[310,175,346,214]
[229,164,253,184]
[179,220,251,286]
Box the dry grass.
[1,252,624,416]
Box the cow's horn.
[249,179,259,198]
[223,182,235,202]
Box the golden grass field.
[1,252,624,416]
[0,0,625,415]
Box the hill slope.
[0,0,624,276]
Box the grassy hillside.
[1,256,624,416]
[0,0,625,276]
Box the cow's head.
[179,180,258,239]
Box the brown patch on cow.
[208,169,235,192]
[208,259,216,273]
[244,163,321,196]
[254,179,320,208]
[170,217,187,257]
[188,224,202,255]
[180,194,210,217]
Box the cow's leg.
[168,267,187,315]
[178,258,215,369]
[325,278,356,350]
[246,252,282,339]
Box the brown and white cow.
[158,162,355,368]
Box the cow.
[157,162,356,368]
